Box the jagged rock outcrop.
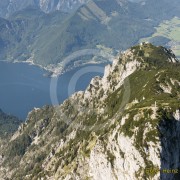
[0,43,180,179]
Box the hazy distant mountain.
[0,0,179,70]
[0,0,87,18]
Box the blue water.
[0,61,105,119]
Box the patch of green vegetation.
[132,43,178,68]
[7,134,32,157]
[107,150,116,167]
[35,152,47,164]
[83,113,97,127]
[53,121,68,136]
[105,88,124,118]
[154,17,180,41]
[127,62,180,103]
[54,128,92,171]
[140,17,180,58]
[145,129,159,143]
[119,149,125,158]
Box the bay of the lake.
[0,61,105,119]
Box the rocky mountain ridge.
[0,43,180,179]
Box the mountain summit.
[0,43,180,179]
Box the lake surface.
[0,61,105,119]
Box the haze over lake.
[0,61,104,119]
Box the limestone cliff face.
[0,43,180,180]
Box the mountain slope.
[0,7,69,62]
[0,109,22,139]
[0,43,180,179]
[0,0,154,18]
